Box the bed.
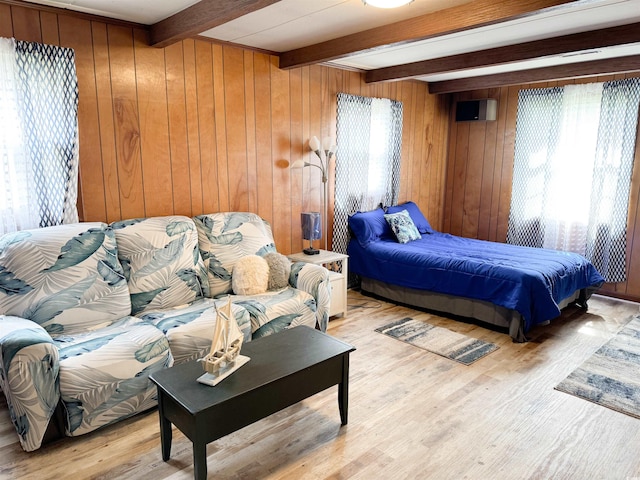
[347,202,605,342]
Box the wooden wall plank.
[487,87,509,241]
[0,4,13,36]
[107,24,145,219]
[212,44,229,212]
[496,85,519,242]
[412,84,427,211]
[91,21,121,223]
[11,6,41,43]
[307,65,323,222]
[289,67,304,251]
[418,87,434,218]
[270,56,291,252]
[58,16,106,222]
[164,41,192,217]
[244,50,258,214]
[39,11,59,45]
[397,82,412,205]
[223,45,248,212]
[462,118,486,238]
[195,40,218,215]
[134,28,173,218]
[182,39,204,216]
[253,53,273,224]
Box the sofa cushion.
[232,255,269,295]
[138,297,251,364]
[229,286,317,338]
[264,252,291,290]
[194,212,276,297]
[0,223,131,335]
[112,216,209,315]
[54,316,171,437]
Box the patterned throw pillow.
[384,209,422,244]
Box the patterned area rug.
[555,314,640,419]
[375,317,499,365]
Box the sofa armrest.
[0,316,60,452]
[289,262,331,332]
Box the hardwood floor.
[1,290,639,479]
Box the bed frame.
[360,277,586,342]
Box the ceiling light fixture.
[362,0,414,8]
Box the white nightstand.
[288,250,348,318]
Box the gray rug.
[375,317,499,365]
[555,314,640,419]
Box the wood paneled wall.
[0,2,450,255]
[445,75,640,302]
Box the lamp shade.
[301,212,321,240]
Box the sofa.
[0,212,331,451]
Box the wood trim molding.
[0,0,146,29]
[366,22,640,83]
[428,55,640,94]
[279,0,575,69]
[150,0,282,48]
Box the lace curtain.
[0,38,79,235]
[507,78,640,282]
[0,38,40,234]
[332,93,403,257]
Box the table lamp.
[301,212,321,255]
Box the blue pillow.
[384,209,422,244]
[348,208,393,247]
[385,201,434,234]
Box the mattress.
[348,230,604,335]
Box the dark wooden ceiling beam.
[279,0,576,69]
[366,22,640,83]
[150,0,282,48]
[428,55,640,94]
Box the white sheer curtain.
[332,93,403,258]
[0,38,79,235]
[0,38,40,234]
[541,83,603,252]
[507,79,640,282]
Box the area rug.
[555,314,640,419]
[375,317,499,365]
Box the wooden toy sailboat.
[197,296,250,386]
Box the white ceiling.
[22,0,640,87]
[25,0,202,24]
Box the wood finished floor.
[1,290,640,480]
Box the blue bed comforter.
[348,231,604,333]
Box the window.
[0,38,79,235]
[507,78,640,282]
[332,93,403,256]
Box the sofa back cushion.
[194,212,276,297]
[112,216,209,315]
[0,223,131,335]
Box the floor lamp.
[291,136,337,252]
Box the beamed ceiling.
[11,0,640,93]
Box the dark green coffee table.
[149,326,355,480]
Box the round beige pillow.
[232,255,269,295]
[264,252,291,290]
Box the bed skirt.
[360,277,582,342]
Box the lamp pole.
[291,136,337,252]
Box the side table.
[288,250,348,318]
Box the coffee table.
[149,326,356,480]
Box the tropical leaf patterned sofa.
[0,212,330,451]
